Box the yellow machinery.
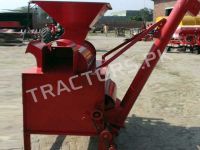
[156,16,200,26]
[156,16,200,54]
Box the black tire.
[189,47,194,53]
[198,50,200,55]
[40,27,53,43]
[166,46,171,53]
[182,47,187,52]
[178,46,186,53]
[195,47,200,55]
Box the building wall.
[153,0,200,21]
[111,10,140,17]
[96,16,143,29]
[154,0,176,20]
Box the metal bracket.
[97,19,167,69]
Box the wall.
[153,0,200,21]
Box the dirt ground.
[0,36,200,150]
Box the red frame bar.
[117,0,200,124]
[98,19,166,68]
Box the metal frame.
[100,0,200,148]
[22,0,200,150]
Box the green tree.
[3,6,33,13]
[140,7,153,21]
[132,8,153,21]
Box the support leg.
[24,132,31,150]
[98,138,108,150]
[98,130,117,150]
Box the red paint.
[0,21,21,28]
[31,0,111,44]
[23,0,200,150]
[169,26,200,48]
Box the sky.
[0,0,154,13]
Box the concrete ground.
[0,36,200,150]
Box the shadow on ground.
[50,135,66,150]
[47,115,200,150]
[88,115,200,150]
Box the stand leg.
[98,138,108,150]
[98,130,117,150]
[24,132,31,150]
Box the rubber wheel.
[40,27,53,43]
[195,48,200,55]
[182,47,187,53]
[189,47,194,53]
[178,46,186,53]
[166,46,171,53]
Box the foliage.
[3,6,33,13]
[132,7,153,21]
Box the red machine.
[167,26,200,53]
[0,21,21,28]
[22,0,200,150]
[0,21,23,45]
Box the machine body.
[22,0,200,149]
[166,17,200,53]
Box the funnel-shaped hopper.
[31,0,112,44]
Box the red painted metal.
[22,0,200,150]
[168,26,200,50]
[31,0,111,44]
[99,19,166,68]
[0,21,21,28]
[109,0,200,126]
